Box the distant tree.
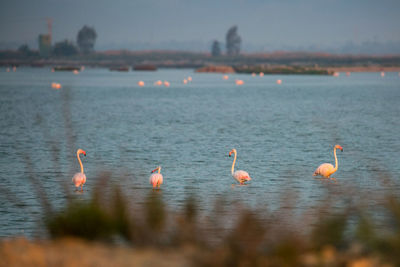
[226,26,241,56]
[18,44,30,54]
[53,40,78,56]
[77,25,97,54]
[17,44,36,57]
[211,40,221,57]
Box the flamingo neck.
[77,151,84,173]
[333,147,338,172]
[231,151,237,175]
[158,167,161,174]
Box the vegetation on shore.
[1,50,400,71]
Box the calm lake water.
[1,68,400,237]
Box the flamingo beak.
[151,168,157,173]
[229,152,232,157]
[82,151,86,156]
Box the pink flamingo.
[229,149,252,184]
[72,149,87,191]
[313,145,343,180]
[149,166,163,188]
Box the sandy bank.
[0,238,192,267]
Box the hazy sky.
[1,0,399,52]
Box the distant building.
[38,34,51,57]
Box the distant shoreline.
[2,50,400,72]
[327,66,400,72]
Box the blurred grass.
[38,172,400,266]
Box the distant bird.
[72,149,87,191]
[276,79,282,84]
[333,72,340,77]
[164,81,170,87]
[149,166,163,188]
[229,149,252,184]
[187,76,192,82]
[183,79,188,84]
[154,80,163,86]
[346,72,350,76]
[51,82,62,89]
[73,70,79,75]
[223,75,229,80]
[251,73,256,77]
[259,72,264,77]
[313,145,343,179]
[381,71,385,77]
[137,81,145,86]
[235,79,244,85]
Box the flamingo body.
[72,172,86,188]
[149,173,163,188]
[150,166,163,188]
[233,170,251,184]
[313,163,335,178]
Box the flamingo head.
[77,149,86,156]
[335,145,343,152]
[151,166,161,173]
[229,149,237,157]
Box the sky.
[1,0,399,53]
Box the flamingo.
[235,79,244,85]
[51,82,62,89]
[229,149,252,184]
[72,149,87,191]
[150,166,163,188]
[313,145,343,180]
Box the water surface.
[1,68,399,237]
